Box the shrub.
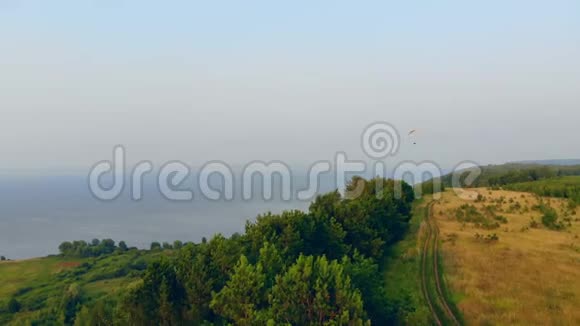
[479,220,500,230]
[488,233,499,241]
[7,297,21,313]
[539,205,563,230]
[520,226,530,232]
[445,233,458,245]
[474,233,499,242]
[493,215,508,224]
[542,209,561,230]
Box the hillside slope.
[434,188,580,325]
[0,251,162,324]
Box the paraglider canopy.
[409,129,417,144]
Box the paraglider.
[409,129,417,145]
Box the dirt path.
[420,201,461,325]
[420,201,442,325]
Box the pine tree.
[270,255,369,325]
[210,255,266,325]
[258,242,284,289]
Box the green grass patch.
[382,197,431,325]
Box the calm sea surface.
[0,174,325,259]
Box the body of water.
[0,174,322,259]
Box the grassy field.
[0,250,162,324]
[0,257,82,299]
[435,188,580,325]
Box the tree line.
[504,176,580,204]
[58,239,131,257]
[437,163,580,188]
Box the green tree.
[116,280,150,325]
[59,241,73,255]
[74,300,113,326]
[210,255,266,325]
[342,251,393,324]
[150,242,161,250]
[158,280,177,325]
[117,259,187,325]
[244,211,306,263]
[309,190,341,218]
[173,240,183,250]
[100,239,116,254]
[175,244,215,323]
[118,241,128,251]
[74,306,91,326]
[257,242,284,289]
[206,234,242,285]
[270,255,369,325]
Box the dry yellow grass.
[434,188,580,326]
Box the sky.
[1,1,579,173]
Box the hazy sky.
[1,1,579,172]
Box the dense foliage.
[438,163,580,188]
[416,178,445,196]
[2,177,415,325]
[58,239,131,258]
[504,176,580,204]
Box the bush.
[479,220,500,230]
[493,215,508,224]
[7,297,21,313]
[474,233,499,242]
[542,209,561,230]
[539,204,563,230]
